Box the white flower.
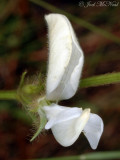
[43,104,104,150]
[37,13,104,149]
[45,13,84,101]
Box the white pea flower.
[43,104,103,150]
[37,13,104,149]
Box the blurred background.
[0,0,120,160]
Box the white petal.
[75,109,90,133]
[52,117,80,146]
[43,104,66,120]
[45,106,90,147]
[43,104,82,129]
[43,104,68,129]
[83,113,104,150]
[45,14,84,101]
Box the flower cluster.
[37,13,104,149]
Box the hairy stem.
[0,72,120,100]
[80,72,120,88]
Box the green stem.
[80,72,120,88]
[31,151,120,160]
[0,90,17,100]
[29,0,120,44]
[0,72,120,100]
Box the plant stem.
[31,151,120,160]
[80,72,120,88]
[0,72,120,100]
[29,0,120,44]
[0,90,17,100]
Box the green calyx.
[30,97,51,142]
[17,71,45,106]
[16,71,52,142]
